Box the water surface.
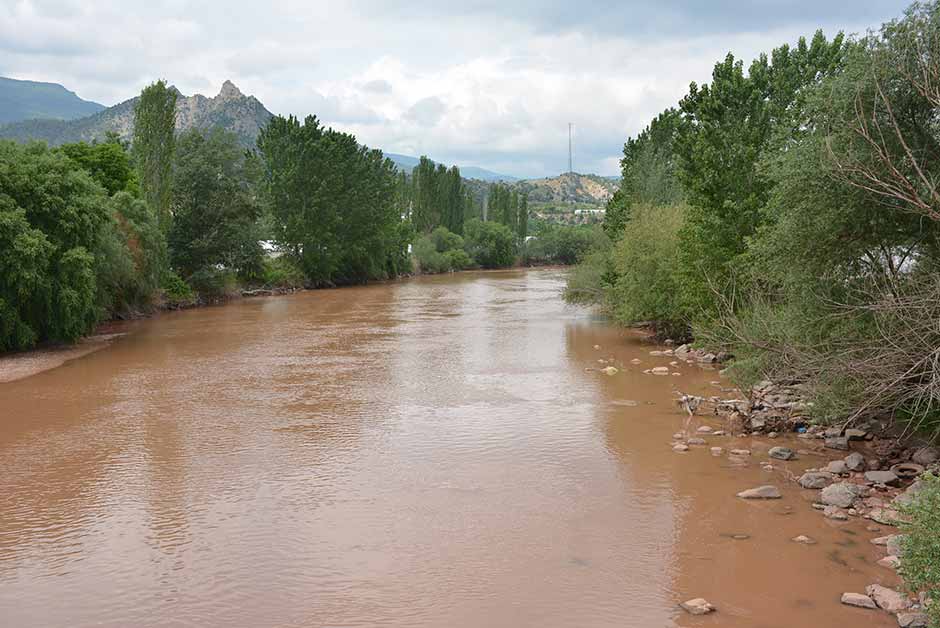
[0,269,894,627]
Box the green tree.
[0,141,108,349]
[59,138,136,196]
[169,128,263,279]
[258,115,403,285]
[133,80,177,224]
[464,219,515,268]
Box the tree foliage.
[133,80,177,223]
[169,128,263,279]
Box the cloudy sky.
[0,0,912,178]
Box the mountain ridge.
[0,76,105,125]
[0,80,272,147]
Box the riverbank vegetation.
[2,77,603,352]
[568,1,940,438]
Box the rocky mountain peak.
[218,80,243,100]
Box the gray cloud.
[0,0,913,177]
[403,96,447,127]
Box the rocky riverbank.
[644,343,938,626]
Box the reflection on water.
[0,269,893,627]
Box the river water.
[0,269,895,627]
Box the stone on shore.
[651,366,670,375]
[911,447,939,466]
[730,449,751,456]
[799,471,835,489]
[877,555,901,569]
[826,436,850,451]
[866,584,912,613]
[687,437,707,445]
[792,534,816,544]
[769,446,796,461]
[821,482,865,508]
[673,444,690,452]
[865,470,900,486]
[841,592,877,609]
[697,425,713,433]
[824,505,848,520]
[826,460,849,475]
[737,485,782,499]
[845,452,866,472]
[886,535,903,557]
[897,612,929,627]
[680,598,715,615]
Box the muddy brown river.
[0,269,896,627]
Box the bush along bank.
[565,3,940,623]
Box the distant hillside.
[0,80,272,147]
[515,172,617,204]
[385,152,517,182]
[0,76,105,125]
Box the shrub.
[160,270,195,306]
[526,225,607,265]
[608,204,688,338]
[900,473,940,628]
[261,256,305,288]
[413,226,473,274]
[187,268,238,301]
[463,219,515,269]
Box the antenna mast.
[568,123,573,173]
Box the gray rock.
[799,471,836,489]
[680,598,715,615]
[687,437,707,445]
[897,613,929,628]
[912,447,939,466]
[845,452,866,472]
[845,428,869,441]
[769,446,796,461]
[871,535,893,546]
[826,460,849,474]
[887,534,904,557]
[826,436,850,450]
[821,482,866,508]
[841,592,877,609]
[868,507,902,526]
[737,485,782,499]
[866,584,912,613]
[865,470,900,486]
[877,555,900,569]
[894,480,923,508]
[824,505,848,520]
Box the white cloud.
[0,0,910,177]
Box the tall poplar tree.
[133,80,177,226]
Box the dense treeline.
[566,4,940,607]
[569,3,940,436]
[1,77,587,351]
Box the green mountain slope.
[0,76,105,125]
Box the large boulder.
[821,482,866,508]
[799,471,835,489]
[737,485,782,499]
